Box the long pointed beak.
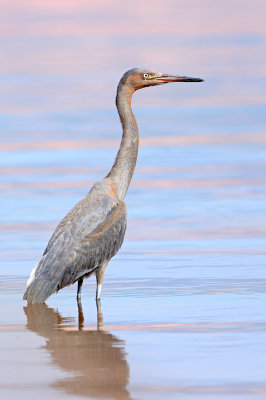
[155,75,204,83]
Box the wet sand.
[1,0,266,399]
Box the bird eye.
[143,73,149,79]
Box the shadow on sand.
[24,301,132,400]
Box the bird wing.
[31,179,126,277]
[43,193,102,256]
[24,179,127,303]
[59,200,127,288]
[43,179,118,256]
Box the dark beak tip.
[189,77,204,82]
[175,76,204,83]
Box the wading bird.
[24,68,203,304]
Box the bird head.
[119,68,204,91]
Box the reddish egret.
[23,68,203,303]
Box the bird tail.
[23,277,59,304]
[23,257,60,304]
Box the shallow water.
[1,0,266,399]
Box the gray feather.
[60,201,127,288]
[23,179,127,303]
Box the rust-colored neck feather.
[106,82,139,200]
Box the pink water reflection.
[1,133,266,151]
[1,0,266,112]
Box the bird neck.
[106,84,139,200]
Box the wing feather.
[43,181,112,255]
[60,202,127,288]
[24,179,127,303]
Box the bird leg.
[77,300,84,330]
[96,299,103,330]
[77,278,84,302]
[96,262,109,300]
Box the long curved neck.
[106,83,139,200]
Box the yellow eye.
[143,73,149,78]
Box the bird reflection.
[24,301,132,400]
